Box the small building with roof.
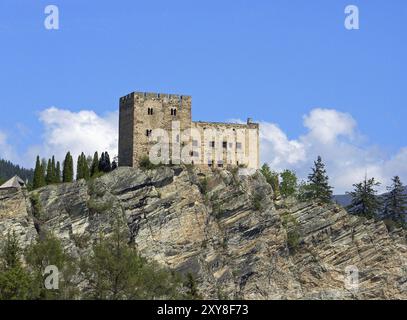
[0,175,27,190]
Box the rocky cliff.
[1,166,407,300]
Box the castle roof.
[0,175,26,189]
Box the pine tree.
[346,176,381,218]
[63,152,74,183]
[0,231,33,300]
[91,152,99,177]
[33,156,46,190]
[305,156,333,203]
[383,176,407,224]
[104,152,112,172]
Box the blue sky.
[0,0,406,192]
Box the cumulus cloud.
[259,108,407,194]
[0,131,17,162]
[25,107,118,168]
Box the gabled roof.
[0,175,26,189]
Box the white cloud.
[259,122,306,170]
[0,131,17,162]
[25,107,118,168]
[303,108,356,144]
[258,108,407,194]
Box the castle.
[118,92,260,170]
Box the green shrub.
[199,177,209,195]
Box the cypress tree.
[305,156,333,203]
[51,156,56,183]
[33,156,46,190]
[383,176,407,224]
[346,176,381,218]
[98,152,106,173]
[63,152,74,183]
[76,153,90,181]
[104,152,112,173]
[76,155,83,180]
[91,152,99,177]
[46,158,53,185]
[55,161,61,183]
[82,153,90,180]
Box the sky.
[0,0,406,193]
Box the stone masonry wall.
[118,91,259,170]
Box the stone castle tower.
[119,91,259,169]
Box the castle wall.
[118,91,259,170]
[191,121,260,170]
[119,92,191,167]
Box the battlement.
[120,91,191,103]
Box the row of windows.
[146,133,242,151]
[146,108,177,116]
[194,140,242,149]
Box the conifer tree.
[304,156,333,203]
[383,176,407,224]
[346,176,381,218]
[46,158,53,185]
[104,152,112,173]
[91,152,99,177]
[0,231,33,300]
[76,153,90,181]
[112,160,118,171]
[55,161,61,183]
[98,152,105,173]
[76,155,83,180]
[51,156,56,183]
[33,156,46,190]
[82,154,90,180]
[63,152,74,183]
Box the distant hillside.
[333,194,352,207]
[0,159,34,184]
[334,186,407,208]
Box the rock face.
[1,166,407,300]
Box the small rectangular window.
[223,142,227,149]
[192,140,198,147]
[236,142,242,149]
[210,141,215,148]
